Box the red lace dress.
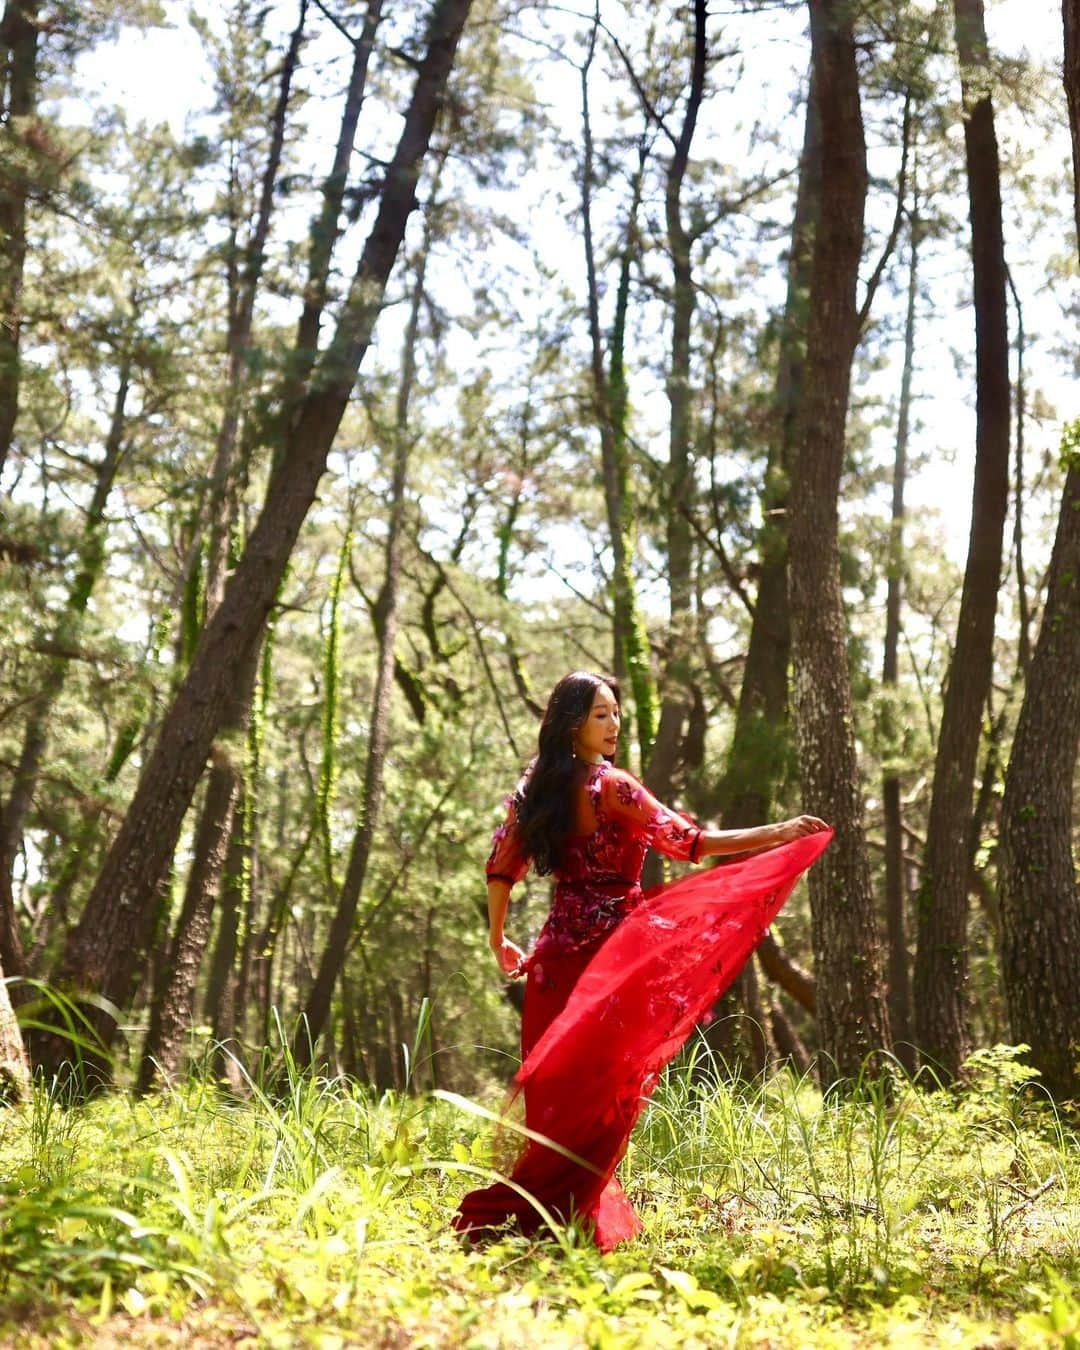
[452,761,831,1252]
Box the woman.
[453,671,831,1251]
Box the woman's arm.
[601,767,829,862]
[487,878,526,977]
[697,814,829,858]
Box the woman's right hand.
[773,814,830,844]
[491,934,527,978]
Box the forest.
[0,0,1078,1344]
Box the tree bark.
[1005,266,1030,675]
[0,0,41,478]
[719,61,819,833]
[0,360,131,978]
[136,750,239,1090]
[664,0,706,628]
[296,228,430,1063]
[1068,0,1080,241]
[646,0,707,805]
[913,0,1010,1081]
[0,954,29,1102]
[882,192,919,1076]
[992,0,1080,1103]
[714,59,820,1038]
[136,11,306,1090]
[282,0,383,419]
[580,25,657,766]
[202,780,247,1080]
[31,0,474,1082]
[996,457,1080,1101]
[787,0,891,1082]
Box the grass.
[0,1039,1078,1348]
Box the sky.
[68,0,1078,612]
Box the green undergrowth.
[0,1042,1078,1348]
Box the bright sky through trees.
[71,0,1075,602]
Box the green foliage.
[1060,418,1080,474]
[0,0,1075,1217]
[0,1043,1077,1345]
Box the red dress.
[452,760,831,1252]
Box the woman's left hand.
[491,935,527,978]
[773,815,830,844]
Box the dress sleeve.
[485,789,530,886]
[601,768,703,863]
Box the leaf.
[658,1266,698,1297]
[120,1288,147,1316]
[235,1272,273,1309]
[610,1272,655,1299]
[658,1266,722,1312]
[293,1273,332,1309]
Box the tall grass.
[0,1016,1077,1345]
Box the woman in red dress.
[453,670,831,1251]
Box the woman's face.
[572,683,621,763]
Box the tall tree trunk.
[913,0,1010,1081]
[580,24,657,765]
[1067,0,1080,247]
[0,361,131,977]
[993,0,1080,1103]
[136,752,239,1090]
[787,0,891,1081]
[202,783,246,1073]
[0,0,40,478]
[997,448,1080,1101]
[882,194,919,1076]
[207,622,273,1082]
[715,59,820,1037]
[281,0,383,420]
[137,647,263,1090]
[718,60,820,833]
[296,234,430,1063]
[136,12,306,1091]
[0,955,29,1102]
[490,344,543,721]
[647,0,707,804]
[1005,267,1030,675]
[31,0,474,1082]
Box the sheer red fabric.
[454,762,832,1251]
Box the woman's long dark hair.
[515,670,621,874]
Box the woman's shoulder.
[597,762,646,806]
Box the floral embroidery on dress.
[532,762,702,961]
[485,782,530,885]
[484,760,703,960]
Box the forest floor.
[0,1044,1078,1349]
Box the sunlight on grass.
[0,1041,1077,1347]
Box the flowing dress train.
[453,760,832,1252]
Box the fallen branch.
[1000,1173,1059,1228]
